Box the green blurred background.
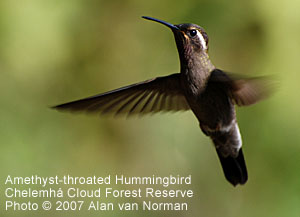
[1,0,300,216]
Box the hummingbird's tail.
[215,148,247,186]
[209,123,248,186]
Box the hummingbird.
[53,16,271,186]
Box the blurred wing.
[209,69,273,106]
[230,77,273,106]
[53,73,190,116]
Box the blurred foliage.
[0,0,300,216]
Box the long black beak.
[142,16,179,31]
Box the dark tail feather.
[216,148,248,186]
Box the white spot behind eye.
[196,31,207,50]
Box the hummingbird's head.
[142,16,209,55]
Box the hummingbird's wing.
[53,73,190,116]
[209,69,273,106]
[229,77,273,106]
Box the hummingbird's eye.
[189,29,197,37]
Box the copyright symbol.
[42,201,52,210]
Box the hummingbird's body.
[175,30,246,184]
[53,17,270,186]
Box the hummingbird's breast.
[181,69,235,130]
[180,52,215,97]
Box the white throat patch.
[197,31,207,50]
